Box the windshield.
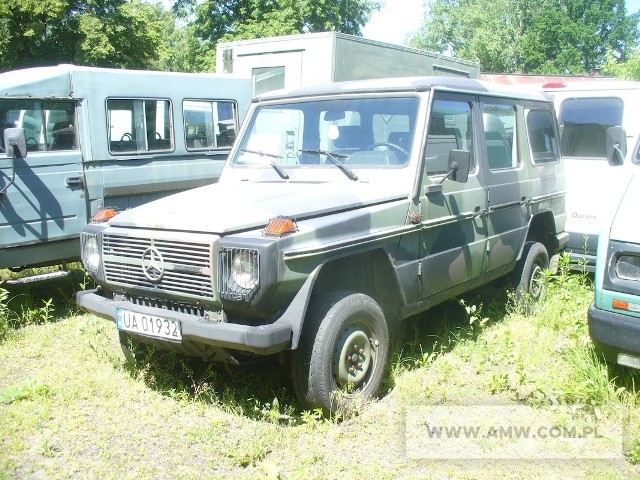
[558,97,623,158]
[233,96,418,169]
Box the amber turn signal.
[263,216,298,237]
[90,207,119,223]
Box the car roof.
[254,76,552,103]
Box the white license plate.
[116,309,182,341]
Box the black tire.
[291,291,389,413]
[511,241,549,308]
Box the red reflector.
[90,207,118,223]
[613,299,629,311]
[542,82,566,89]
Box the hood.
[609,175,640,242]
[109,181,406,234]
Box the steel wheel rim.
[334,325,373,387]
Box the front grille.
[103,232,215,301]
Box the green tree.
[0,0,173,71]
[603,48,640,78]
[409,0,638,74]
[188,0,380,46]
[409,0,521,73]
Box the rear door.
[480,98,530,273]
[0,99,87,266]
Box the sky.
[361,0,424,46]
[362,0,640,47]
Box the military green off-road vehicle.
[77,77,567,412]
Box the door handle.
[66,176,84,187]
[473,206,487,217]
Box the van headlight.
[616,254,640,281]
[81,233,100,273]
[219,247,260,300]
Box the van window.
[558,97,623,158]
[107,99,173,154]
[425,99,474,176]
[184,100,239,150]
[0,100,76,152]
[526,109,560,164]
[483,103,517,170]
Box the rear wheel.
[511,241,549,309]
[291,292,389,413]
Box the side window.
[252,67,285,96]
[0,100,76,152]
[108,99,173,154]
[482,103,517,170]
[184,100,239,151]
[526,109,560,164]
[559,97,623,158]
[425,98,474,176]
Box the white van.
[542,80,640,270]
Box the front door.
[0,99,87,267]
[418,93,488,300]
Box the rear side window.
[0,100,76,152]
[558,97,623,158]
[183,100,239,151]
[108,99,173,154]
[482,103,517,170]
[526,109,560,164]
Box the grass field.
[1,264,639,479]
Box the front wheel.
[511,241,549,310]
[291,292,389,413]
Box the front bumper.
[76,289,292,355]
[588,302,640,365]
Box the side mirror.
[447,149,471,183]
[4,128,27,159]
[606,126,626,166]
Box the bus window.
[0,100,76,152]
[107,99,173,154]
[184,100,238,150]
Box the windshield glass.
[558,97,623,158]
[233,96,418,169]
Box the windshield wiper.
[240,148,289,180]
[299,149,358,181]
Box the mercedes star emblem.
[141,247,164,282]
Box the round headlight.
[232,250,259,290]
[83,234,100,273]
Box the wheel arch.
[280,247,403,350]
[520,210,559,260]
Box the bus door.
[0,99,88,267]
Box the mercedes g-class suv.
[77,77,567,412]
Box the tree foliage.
[0,0,380,72]
[0,0,171,71]
[409,0,639,74]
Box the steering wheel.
[26,137,39,150]
[196,131,206,138]
[152,132,162,140]
[367,141,408,156]
[120,133,132,141]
